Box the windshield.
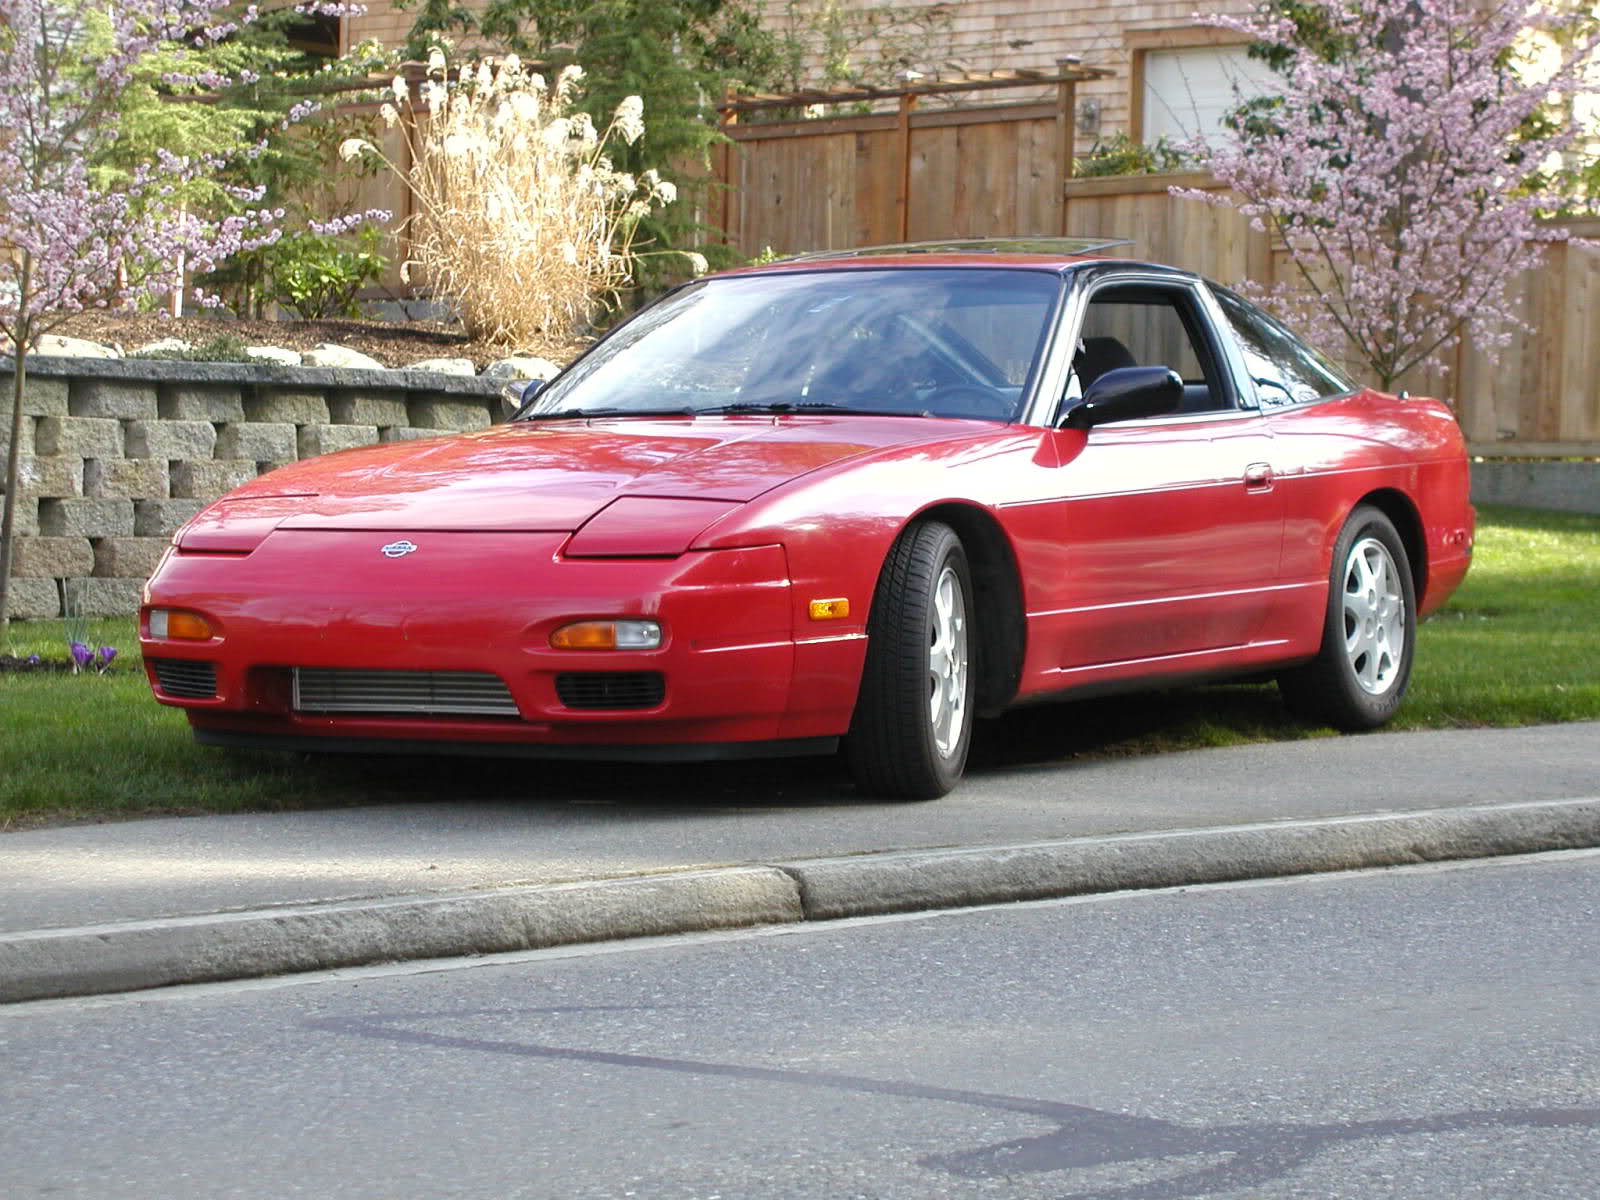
[522,268,1064,423]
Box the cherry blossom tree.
[0,0,284,627]
[1180,0,1600,389]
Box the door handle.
[1244,462,1274,490]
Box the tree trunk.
[0,252,35,631]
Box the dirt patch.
[50,312,590,372]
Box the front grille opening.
[151,658,218,700]
[555,671,665,710]
[293,669,519,717]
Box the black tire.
[1279,505,1415,729]
[846,521,976,799]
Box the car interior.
[1070,284,1236,416]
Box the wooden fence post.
[718,87,739,251]
[896,93,919,242]
[1056,60,1077,235]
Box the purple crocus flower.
[97,645,118,672]
[69,641,93,671]
[26,653,41,666]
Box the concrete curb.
[4,797,1597,1004]
[785,797,1600,918]
[0,868,802,1005]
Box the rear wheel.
[1279,505,1415,729]
[847,520,975,799]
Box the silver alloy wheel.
[928,562,969,757]
[1341,535,1406,695]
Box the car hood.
[178,416,976,547]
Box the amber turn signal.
[550,619,662,650]
[808,598,850,620]
[149,608,214,640]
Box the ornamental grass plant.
[345,51,692,349]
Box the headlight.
[550,620,663,650]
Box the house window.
[1128,29,1277,150]
[284,11,344,58]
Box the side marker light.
[809,598,850,620]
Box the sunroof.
[779,236,1134,261]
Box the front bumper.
[141,530,865,753]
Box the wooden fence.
[1059,173,1600,456]
[714,66,1110,257]
[714,103,1600,456]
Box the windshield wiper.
[698,401,926,417]
[521,405,698,421]
[521,401,931,422]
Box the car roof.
[720,237,1194,279]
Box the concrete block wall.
[2,357,507,620]
[1470,461,1600,516]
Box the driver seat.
[1074,336,1137,390]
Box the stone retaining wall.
[2,357,510,620]
[1470,461,1600,517]
[6,357,1593,622]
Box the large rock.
[406,357,476,376]
[245,346,303,367]
[36,334,121,359]
[482,356,561,382]
[132,338,193,356]
[302,344,386,370]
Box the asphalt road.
[4,721,1597,934]
[5,851,1599,1199]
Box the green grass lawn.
[3,503,1596,826]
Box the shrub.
[347,52,693,347]
[265,227,388,320]
[1075,132,1192,178]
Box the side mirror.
[1061,366,1182,430]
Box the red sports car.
[141,240,1474,798]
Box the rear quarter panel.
[1268,391,1474,616]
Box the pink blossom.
[1177,0,1600,388]
[1,0,287,623]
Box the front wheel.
[846,521,976,799]
[1278,505,1415,729]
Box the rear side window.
[1211,286,1356,407]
